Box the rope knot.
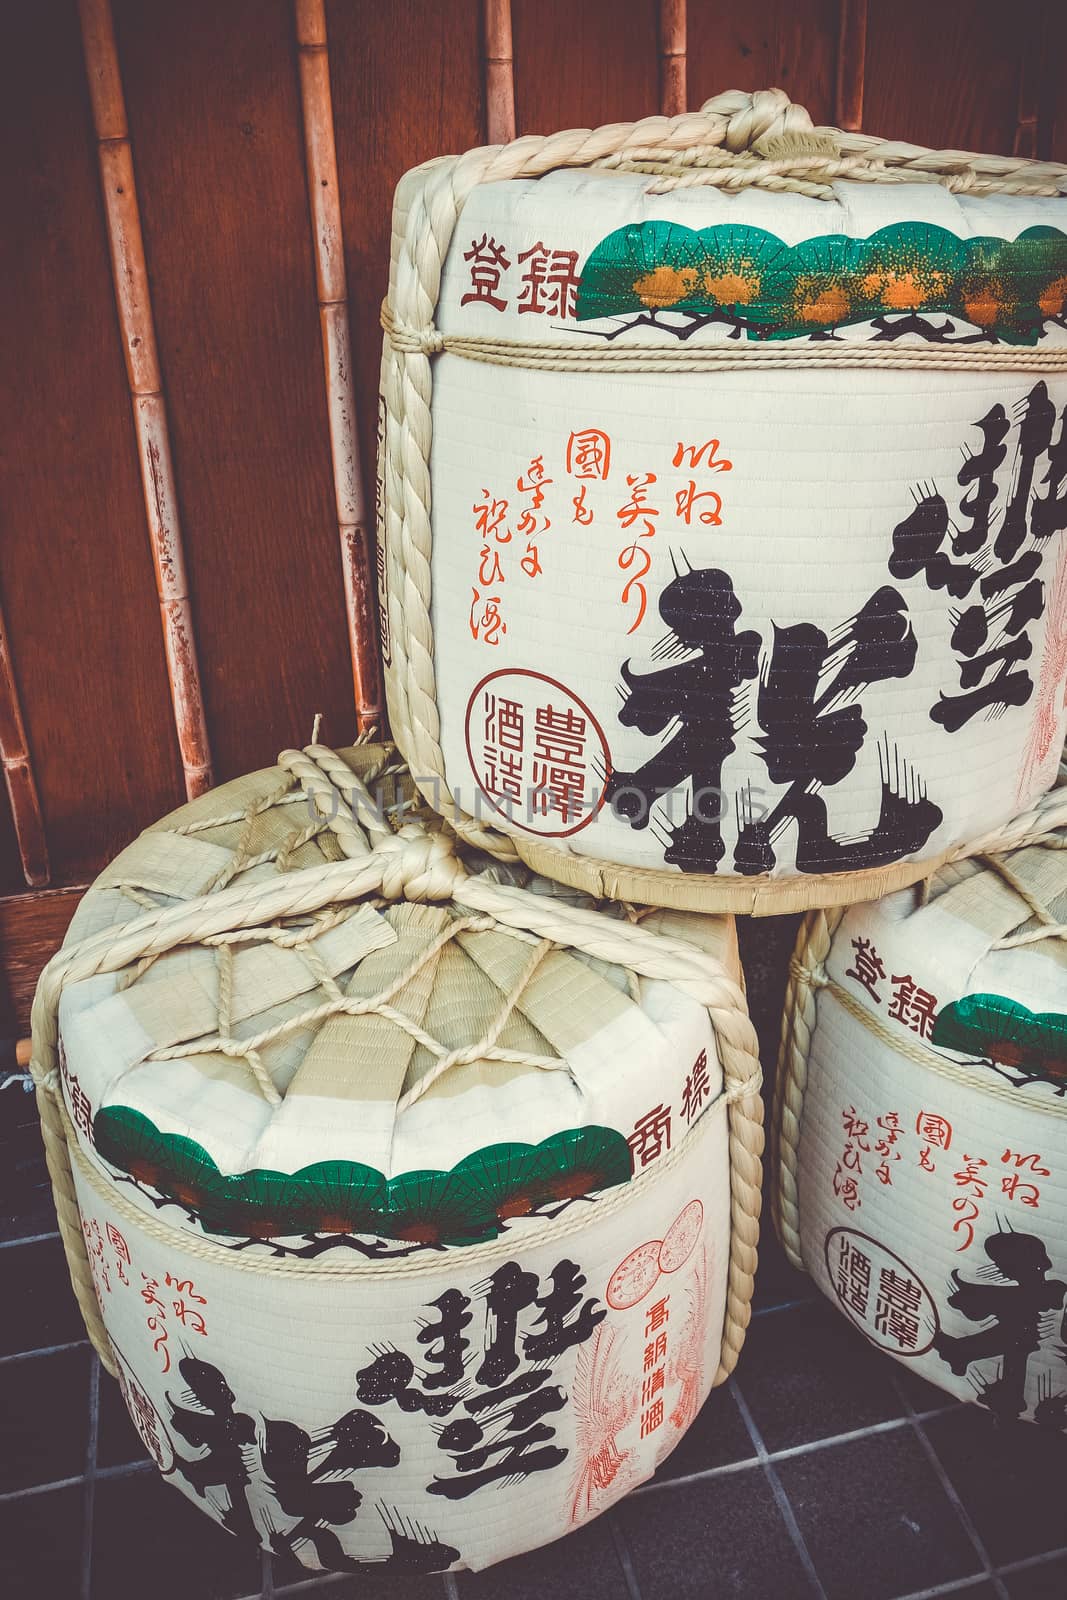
[377,825,467,903]
[380,300,445,355]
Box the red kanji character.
[681,1049,711,1122]
[515,510,550,539]
[469,589,507,646]
[876,1112,901,1145]
[473,492,511,542]
[875,1161,895,1186]
[106,1224,130,1264]
[533,704,586,762]
[953,1156,989,1198]
[619,540,653,634]
[887,975,938,1039]
[643,1335,668,1371]
[645,1297,670,1335]
[916,1113,952,1151]
[140,1274,165,1312]
[516,243,580,318]
[629,1105,672,1168]
[67,1073,94,1144]
[1001,1175,1041,1207]
[484,744,523,802]
[641,1368,665,1405]
[874,1268,922,1350]
[478,546,506,585]
[835,1235,871,1315]
[616,473,659,530]
[516,455,553,508]
[567,428,611,481]
[462,235,511,311]
[842,1108,871,1150]
[172,1300,208,1334]
[572,484,594,525]
[640,1398,665,1437]
[672,440,732,473]
[832,1162,861,1211]
[486,695,524,752]
[1001,1150,1051,1175]
[919,1145,937,1173]
[952,1196,980,1251]
[530,759,585,823]
[164,1274,206,1303]
[845,937,886,1002]
[675,481,723,527]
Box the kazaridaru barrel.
[379,88,1067,914]
[30,741,762,1574]
[775,767,1067,1424]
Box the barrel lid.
[37,743,747,1254]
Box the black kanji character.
[605,563,761,872]
[166,1356,257,1542]
[932,1230,1067,1422]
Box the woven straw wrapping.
[29,741,762,1572]
[379,87,1067,915]
[773,759,1067,1426]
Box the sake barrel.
[30,741,762,1574]
[379,87,1067,915]
[774,767,1067,1424]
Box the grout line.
[0,1338,90,1365]
[608,1506,645,1600]
[880,1545,1067,1600]
[0,1230,60,1249]
[633,1402,964,1496]
[80,1354,100,1600]
[892,1377,1009,1600]
[260,1549,275,1599]
[884,1574,1000,1600]
[750,1295,816,1319]
[0,1458,154,1505]
[731,1383,831,1600]
[996,1544,1067,1580]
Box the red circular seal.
[606,1239,664,1310]
[824,1227,939,1357]
[464,669,611,838]
[659,1199,704,1273]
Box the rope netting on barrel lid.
[29,744,763,1385]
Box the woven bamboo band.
[772,783,1067,1271]
[30,744,763,1386]
[380,88,1067,907]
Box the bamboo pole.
[835,0,868,132]
[77,0,213,799]
[484,0,516,144]
[0,602,50,888]
[294,0,382,732]
[1013,2,1050,159]
[659,0,687,118]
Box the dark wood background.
[1,0,1065,1026]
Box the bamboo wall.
[1,0,1065,1022]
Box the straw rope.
[30,744,763,1387]
[773,818,1067,1276]
[380,86,1067,908]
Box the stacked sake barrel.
[380,89,1067,915]
[775,772,1067,1424]
[30,740,761,1573]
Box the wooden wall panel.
[328,0,485,515]
[512,0,659,132]
[112,0,358,777]
[863,0,1025,153]
[0,0,185,887]
[687,0,838,126]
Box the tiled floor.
[3,918,1066,1599]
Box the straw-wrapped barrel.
[775,768,1067,1424]
[379,88,1067,914]
[29,742,762,1573]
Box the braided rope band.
[31,745,763,1388]
[380,87,1067,912]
